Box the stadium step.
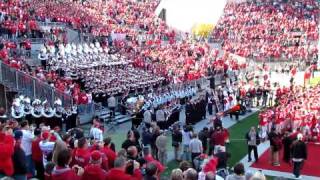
[98,110,133,124]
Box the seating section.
[212,0,319,61]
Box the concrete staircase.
[79,105,133,125]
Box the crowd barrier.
[0,61,73,108]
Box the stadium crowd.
[0,0,319,179]
[212,0,319,61]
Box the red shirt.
[0,49,8,60]
[32,137,43,163]
[82,164,107,180]
[0,133,14,176]
[101,146,117,168]
[105,168,142,180]
[211,130,226,146]
[50,166,80,180]
[78,92,88,105]
[72,148,91,168]
[28,20,38,30]
[144,155,165,174]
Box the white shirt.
[182,130,191,146]
[89,127,103,142]
[39,140,55,167]
[156,109,165,122]
[21,129,34,156]
[107,96,116,108]
[143,110,152,124]
[87,93,92,103]
[189,138,202,153]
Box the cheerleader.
[31,99,43,127]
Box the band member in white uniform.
[31,99,43,126]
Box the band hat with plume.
[24,97,31,104]
[54,99,62,106]
[32,99,42,106]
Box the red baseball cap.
[42,130,50,139]
[91,150,102,161]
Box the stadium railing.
[0,61,73,108]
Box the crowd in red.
[31,0,247,83]
[259,84,320,141]
[0,116,169,180]
[212,0,319,61]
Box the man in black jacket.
[171,125,182,161]
[291,133,307,179]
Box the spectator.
[211,126,226,154]
[12,130,28,180]
[198,127,209,153]
[89,121,103,142]
[189,133,203,168]
[52,138,68,165]
[250,171,266,180]
[179,161,192,172]
[122,130,141,153]
[268,127,281,166]
[183,168,198,180]
[81,151,107,180]
[155,130,168,165]
[215,146,230,170]
[205,172,224,180]
[0,125,15,177]
[181,126,192,161]
[282,131,293,163]
[101,137,117,169]
[51,149,84,180]
[105,157,142,180]
[73,137,91,168]
[31,128,44,179]
[226,163,245,180]
[144,162,158,180]
[20,120,35,176]
[170,168,183,180]
[142,147,165,179]
[39,130,56,167]
[142,127,153,149]
[107,94,116,118]
[291,133,307,179]
[245,127,260,163]
[172,125,182,161]
[143,108,152,127]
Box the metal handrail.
[0,61,73,108]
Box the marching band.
[10,96,78,130]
